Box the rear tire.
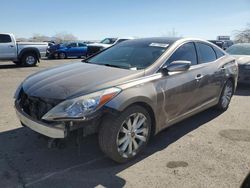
[98,105,152,163]
[21,53,38,67]
[216,79,234,111]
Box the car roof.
[117,37,182,47]
[117,37,135,40]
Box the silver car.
[14,37,238,163]
[226,43,250,84]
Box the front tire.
[58,52,66,59]
[21,53,38,67]
[98,105,152,163]
[216,79,234,111]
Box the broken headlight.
[42,87,121,121]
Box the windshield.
[226,44,250,55]
[86,43,168,70]
[100,38,117,44]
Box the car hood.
[233,55,250,65]
[22,62,143,100]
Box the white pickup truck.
[0,33,48,66]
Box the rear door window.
[166,42,198,65]
[213,46,225,59]
[67,43,77,47]
[0,34,12,43]
[196,43,217,63]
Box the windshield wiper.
[82,61,128,69]
[103,64,131,69]
[103,64,123,68]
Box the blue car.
[47,42,88,59]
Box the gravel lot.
[0,59,249,188]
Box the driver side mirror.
[161,61,191,75]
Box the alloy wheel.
[25,56,36,65]
[117,113,149,158]
[59,53,66,59]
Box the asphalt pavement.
[0,59,249,188]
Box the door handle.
[9,45,14,48]
[195,74,204,81]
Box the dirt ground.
[0,59,249,188]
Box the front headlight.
[42,87,121,121]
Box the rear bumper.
[15,102,67,138]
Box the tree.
[53,32,78,43]
[16,37,28,42]
[30,33,51,42]
[234,23,250,43]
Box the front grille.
[18,89,60,121]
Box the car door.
[66,42,78,57]
[158,42,204,125]
[194,42,224,106]
[0,34,16,59]
[77,43,87,57]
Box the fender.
[18,47,41,61]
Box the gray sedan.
[14,37,238,163]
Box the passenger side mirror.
[161,61,191,75]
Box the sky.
[0,0,250,40]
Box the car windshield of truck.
[86,43,168,70]
[100,38,117,44]
[226,44,250,55]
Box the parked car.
[47,42,87,59]
[14,37,238,163]
[209,40,234,50]
[222,40,234,50]
[226,43,250,84]
[87,37,134,56]
[0,33,48,66]
[208,40,224,49]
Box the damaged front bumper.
[15,101,67,138]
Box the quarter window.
[0,34,11,43]
[166,42,197,65]
[196,43,217,63]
